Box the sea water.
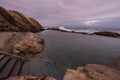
[39,30,120,76]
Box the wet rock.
[93,31,120,38]
[64,64,120,80]
[6,75,56,80]
[0,6,43,32]
[112,56,120,71]
[0,32,44,58]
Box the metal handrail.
[0,51,51,62]
[0,51,61,80]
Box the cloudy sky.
[0,0,120,27]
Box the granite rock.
[64,64,120,80]
[0,32,44,58]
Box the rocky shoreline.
[46,27,120,38]
[0,6,44,32]
[0,6,55,80]
[0,6,45,59]
[64,64,120,80]
[0,6,120,80]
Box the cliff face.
[0,6,43,32]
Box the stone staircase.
[0,51,61,80]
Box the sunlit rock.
[64,64,120,80]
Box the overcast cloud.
[0,0,120,26]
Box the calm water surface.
[38,31,120,76]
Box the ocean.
[38,28,120,77]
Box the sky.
[0,0,120,27]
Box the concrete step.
[0,58,17,79]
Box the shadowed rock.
[0,6,43,32]
[64,64,120,80]
[94,31,120,38]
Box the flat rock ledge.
[0,32,44,58]
[64,64,120,80]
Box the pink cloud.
[0,0,120,26]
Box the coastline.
[39,30,120,79]
[0,6,120,80]
[44,27,120,38]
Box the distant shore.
[44,27,120,38]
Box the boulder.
[6,75,56,80]
[0,6,43,32]
[64,64,120,80]
[0,32,44,58]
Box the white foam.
[75,29,97,34]
[59,26,97,34]
[59,26,72,32]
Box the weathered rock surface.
[93,31,120,38]
[0,6,43,32]
[6,75,56,80]
[0,32,44,58]
[64,64,120,80]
